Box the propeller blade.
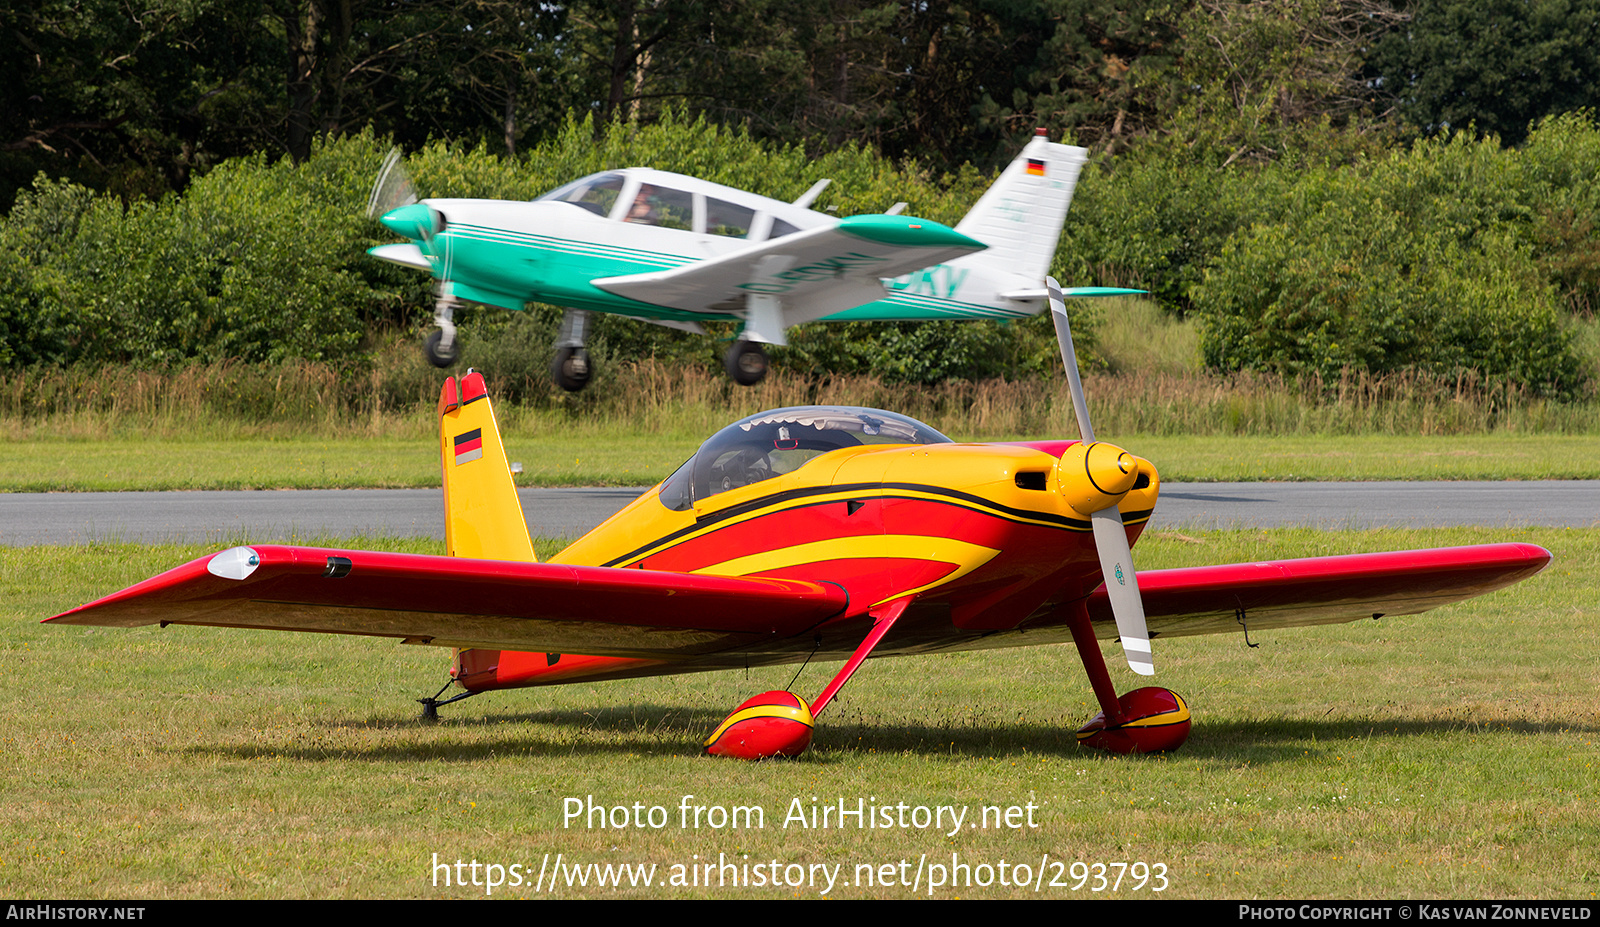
[367,148,418,220]
[1091,508,1153,676]
[1046,276,1095,444]
[1047,276,1154,675]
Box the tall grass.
[4,353,1597,441]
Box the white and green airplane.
[368,129,1137,391]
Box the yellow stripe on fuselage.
[609,484,1095,568]
[691,535,1000,606]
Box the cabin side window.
[705,198,755,238]
[625,184,693,230]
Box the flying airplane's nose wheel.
[551,346,593,392]
[725,340,769,386]
[424,329,457,368]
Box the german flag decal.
[1026,158,1046,176]
[453,428,484,465]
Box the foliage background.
[5,0,1600,400]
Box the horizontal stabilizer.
[1001,286,1147,302]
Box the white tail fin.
[821,130,1105,323]
[953,131,1089,289]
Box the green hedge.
[1189,124,1592,396]
[4,112,1599,394]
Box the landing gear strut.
[1064,600,1190,754]
[424,296,462,368]
[724,340,769,386]
[417,679,477,721]
[705,598,910,760]
[551,309,593,392]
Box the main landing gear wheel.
[551,346,593,392]
[724,340,769,386]
[1075,687,1191,754]
[704,690,815,759]
[424,329,457,368]
[704,599,909,760]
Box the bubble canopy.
[659,407,953,511]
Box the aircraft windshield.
[658,407,952,511]
[535,172,626,217]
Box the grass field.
[8,431,1600,492]
[7,526,1595,899]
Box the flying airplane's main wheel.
[551,346,592,392]
[424,329,457,368]
[725,340,769,386]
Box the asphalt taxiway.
[3,481,1595,546]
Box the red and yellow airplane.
[48,282,1551,758]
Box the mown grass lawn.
[7,432,1600,491]
[6,526,1595,899]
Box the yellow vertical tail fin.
[438,371,537,563]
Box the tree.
[1369,0,1600,145]
[1191,131,1586,395]
[0,0,599,206]
[1,0,286,202]
[975,0,1181,157]
[1163,0,1408,166]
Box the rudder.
[438,371,537,563]
[953,129,1089,286]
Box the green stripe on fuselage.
[821,294,1033,322]
[435,225,716,320]
[427,223,1024,323]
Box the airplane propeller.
[367,150,444,243]
[1046,276,1154,676]
[366,149,417,219]
[366,149,459,368]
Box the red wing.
[46,545,849,658]
[1078,543,1551,639]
